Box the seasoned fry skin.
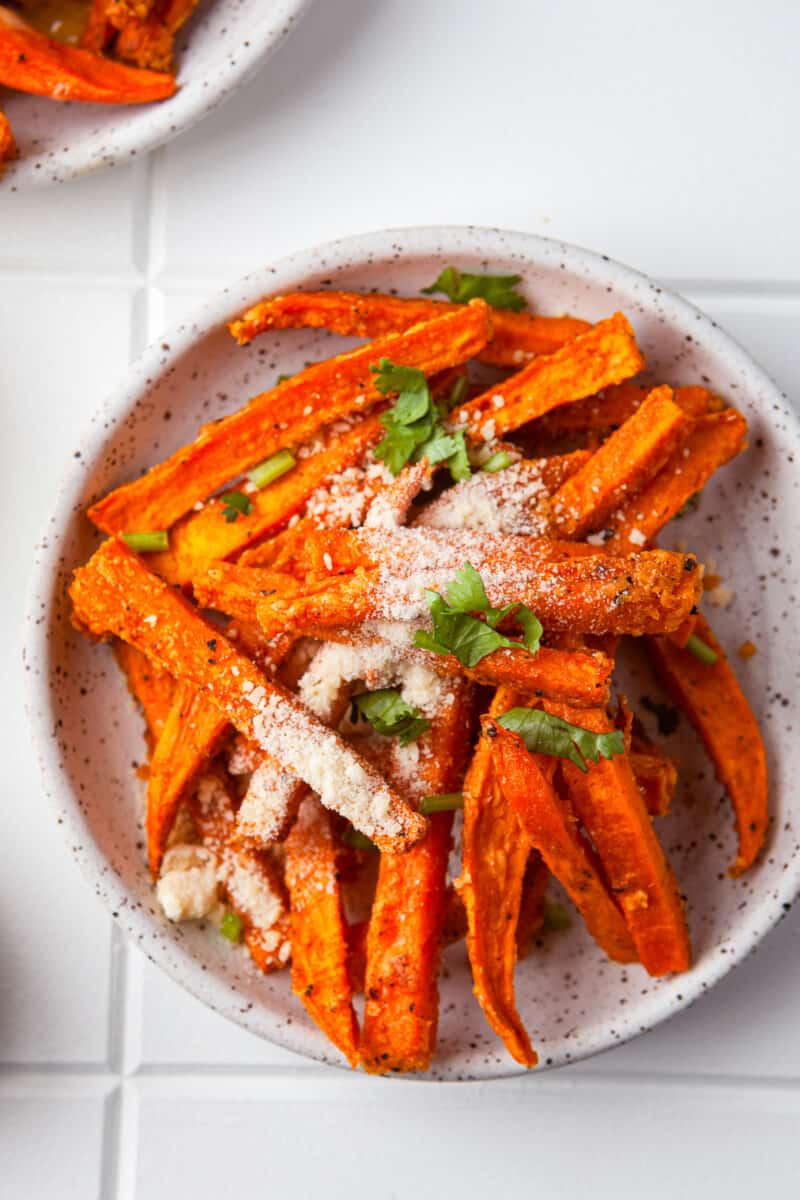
[0,106,16,170]
[647,615,767,875]
[70,537,427,853]
[228,289,591,367]
[112,641,174,750]
[285,795,360,1066]
[552,702,691,976]
[146,682,230,875]
[88,303,493,534]
[490,724,636,964]
[0,7,177,102]
[451,313,645,441]
[550,386,688,539]
[361,681,473,1074]
[456,688,536,1067]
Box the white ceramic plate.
[2,0,313,186]
[25,226,800,1080]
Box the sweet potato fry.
[70,537,427,852]
[189,772,291,973]
[112,640,174,750]
[456,687,536,1066]
[146,681,231,875]
[88,303,492,535]
[550,387,688,539]
[464,643,613,706]
[534,382,722,441]
[192,562,303,625]
[553,703,691,975]
[630,750,678,818]
[491,724,636,963]
[113,0,197,72]
[363,459,432,529]
[604,408,747,552]
[361,682,473,1074]
[80,1,115,52]
[647,614,767,875]
[0,106,16,169]
[236,759,305,846]
[0,7,177,102]
[228,289,591,367]
[254,534,704,639]
[285,795,360,1066]
[149,415,384,586]
[450,313,645,441]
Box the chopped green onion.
[342,827,378,852]
[121,530,169,553]
[248,449,296,490]
[220,490,253,523]
[448,374,469,409]
[685,633,718,665]
[482,450,512,474]
[276,373,291,385]
[220,911,243,942]
[419,792,464,815]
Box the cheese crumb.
[156,845,219,922]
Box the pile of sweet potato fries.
[69,270,767,1072]
[0,1,197,169]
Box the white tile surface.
[3,1,800,1196]
[134,1076,800,1198]
[0,1085,110,1199]
[0,163,144,275]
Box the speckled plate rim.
[3,0,315,188]
[24,225,800,1081]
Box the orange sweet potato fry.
[463,643,613,706]
[550,386,688,539]
[0,106,16,169]
[192,562,303,625]
[146,681,231,875]
[0,7,177,102]
[285,795,360,1066]
[647,614,767,875]
[70,537,427,852]
[88,303,492,535]
[630,750,678,818]
[80,1,116,52]
[228,289,591,368]
[553,703,691,975]
[149,414,384,586]
[451,313,645,442]
[113,0,197,72]
[254,536,704,640]
[515,853,549,957]
[188,771,291,973]
[361,683,473,1074]
[534,382,722,441]
[491,724,636,963]
[112,640,174,750]
[456,687,536,1066]
[604,408,747,552]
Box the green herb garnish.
[371,357,471,483]
[121,530,169,553]
[220,911,243,942]
[413,563,542,668]
[685,633,718,666]
[481,450,512,474]
[422,266,527,312]
[419,792,464,815]
[220,490,253,523]
[496,707,625,773]
[248,449,296,490]
[342,826,378,852]
[353,688,430,746]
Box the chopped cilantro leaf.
[220,490,253,523]
[353,688,430,746]
[371,357,472,483]
[422,266,527,312]
[497,707,625,773]
[413,564,542,667]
